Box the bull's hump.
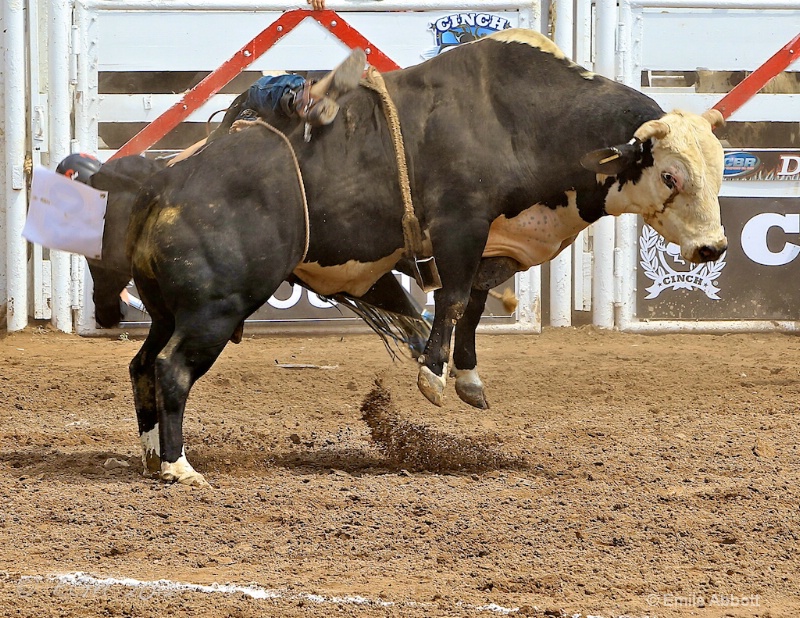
[484,192,589,269]
[487,29,594,79]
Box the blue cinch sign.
[427,13,512,57]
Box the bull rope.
[361,67,426,259]
[360,68,516,311]
[229,118,310,263]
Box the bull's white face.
[605,111,727,263]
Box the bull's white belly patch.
[293,249,405,297]
[483,193,588,269]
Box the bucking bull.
[87,29,728,486]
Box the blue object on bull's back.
[244,74,306,115]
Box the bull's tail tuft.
[331,294,432,360]
[488,287,518,313]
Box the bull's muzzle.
[688,240,727,263]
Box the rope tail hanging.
[361,67,425,259]
[362,66,441,292]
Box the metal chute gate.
[1,0,798,335]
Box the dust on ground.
[0,325,798,617]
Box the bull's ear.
[580,138,642,175]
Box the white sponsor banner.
[23,167,108,259]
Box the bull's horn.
[701,108,725,129]
[634,119,670,142]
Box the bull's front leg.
[452,287,490,409]
[416,219,490,406]
[452,257,522,409]
[416,289,462,406]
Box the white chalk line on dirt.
[16,572,532,615]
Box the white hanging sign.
[23,167,108,259]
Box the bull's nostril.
[698,244,725,262]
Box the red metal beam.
[110,10,400,159]
[713,31,800,120]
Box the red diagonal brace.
[110,10,400,159]
[713,31,800,120]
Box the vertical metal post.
[0,5,7,330]
[548,0,575,327]
[615,0,638,328]
[517,266,543,333]
[591,0,618,329]
[28,0,52,321]
[4,0,29,332]
[49,0,75,332]
[75,0,101,334]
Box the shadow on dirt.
[0,449,141,482]
[0,393,530,481]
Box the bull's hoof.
[418,364,447,407]
[455,381,490,409]
[140,427,162,476]
[160,457,210,488]
[454,368,490,409]
[142,450,161,476]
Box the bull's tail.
[331,293,432,360]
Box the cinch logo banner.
[638,198,800,321]
[425,13,512,58]
[640,225,726,300]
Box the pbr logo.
[424,13,512,58]
[640,225,726,300]
[723,151,760,178]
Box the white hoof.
[160,455,210,488]
[453,368,489,409]
[418,363,447,407]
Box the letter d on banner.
[778,156,800,177]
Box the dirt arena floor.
[1,325,798,617]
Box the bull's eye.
[661,172,677,190]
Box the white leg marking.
[140,425,161,476]
[453,367,484,389]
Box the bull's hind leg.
[154,313,241,487]
[130,316,175,476]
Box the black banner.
[638,196,800,320]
